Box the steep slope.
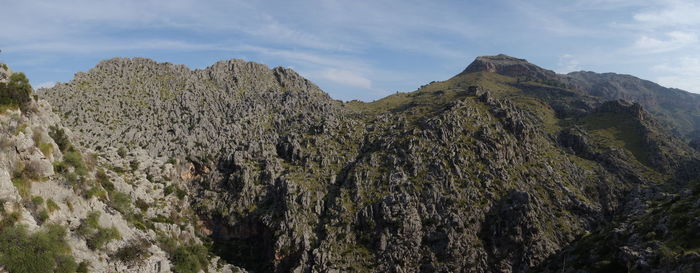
[40,57,700,273]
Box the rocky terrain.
[0,54,696,273]
[0,66,242,272]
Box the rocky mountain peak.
[460,54,559,82]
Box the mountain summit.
[460,54,559,82]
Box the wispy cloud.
[632,31,698,53]
[315,69,372,89]
[557,54,581,73]
[633,0,700,28]
[653,56,700,93]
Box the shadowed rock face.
[39,56,700,273]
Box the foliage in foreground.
[0,223,77,273]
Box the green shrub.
[171,243,210,273]
[48,126,71,153]
[0,211,20,229]
[87,226,121,250]
[78,211,121,250]
[115,240,151,263]
[63,150,87,175]
[76,261,90,273]
[53,160,68,174]
[135,198,150,212]
[96,169,113,190]
[36,210,49,224]
[31,195,44,206]
[46,199,60,213]
[129,160,140,171]
[85,186,107,199]
[157,235,210,273]
[0,72,33,111]
[109,192,132,215]
[175,187,187,200]
[65,172,80,186]
[38,142,54,158]
[117,147,127,158]
[11,177,31,199]
[164,184,187,200]
[0,223,77,273]
[164,184,176,196]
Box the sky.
[1,0,699,101]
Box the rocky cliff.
[17,55,700,273]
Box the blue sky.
[1,0,699,101]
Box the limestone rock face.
[37,56,700,273]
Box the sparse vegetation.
[77,211,121,250]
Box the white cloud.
[316,69,372,89]
[34,81,56,90]
[633,0,700,28]
[652,56,700,93]
[557,54,581,73]
[632,31,698,53]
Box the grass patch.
[579,112,651,167]
[46,199,60,213]
[11,177,31,199]
[38,142,54,158]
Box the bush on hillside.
[0,224,78,273]
[0,72,33,110]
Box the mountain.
[1,54,697,273]
[465,54,700,138]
